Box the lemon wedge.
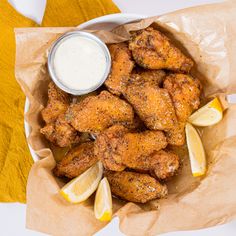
[185,123,206,177]
[94,177,112,222]
[60,161,103,203]
[188,97,223,126]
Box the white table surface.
[2,0,236,235]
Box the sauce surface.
[53,36,107,91]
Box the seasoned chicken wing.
[40,114,80,147]
[66,91,134,133]
[105,170,168,203]
[129,27,194,73]
[95,125,168,172]
[149,150,180,179]
[95,125,178,179]
[94,125,127,171]
[165,122,186,146]
[41,82,70,124]
[105,43,134,95]
[122,75,177,130]
[53,142,97,179]
[163,74,201,145]
[163,73,201,121]
[133,68,166,86]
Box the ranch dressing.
[53,35,107,91]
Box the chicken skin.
[122,75,178,130]
[163,74,201,145]
[129,27,193,73]
[95,125,168,171]
[40,114,80,147]
[53,142,97,179]
[66,91,134,133]
[105,170,168,203]
[105,43,134,95]
[41,82,70,124]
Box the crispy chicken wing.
[163,74,201,145]
[123,150,179,180]
[105,170,168,203]
[94,125,127,171]
[149,150,180,179]
[95,125,179,179]
[163,74,201,121]
[40,82,80,147]
[41,82,70,124]
[66,91,134,133]
[53,142,97,179]
[122,75,177,130]
[129,27,194,73]
[95,125,168,171]
[133,68,166,86]
[165,122,186,146]
[40,114,80,147]
[105,43,134,95]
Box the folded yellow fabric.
[0,0,119,203]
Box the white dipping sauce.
[53,36,107,91]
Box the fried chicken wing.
[105,170,168,203]
[66,91,134,133]
[95,125,178,179]
[105,43,134,95]
[165,122,186,146]
[163,74,201,121]
[41,82,70,124]
[163,74,201,145]
[40,114,80,147]
[53,142,97,178]
[122,75,177,130]
[129,27,194,73]
[95,125,168,171]
[133,68,166,86]
[149,150,180,179]
[94,125,127,171]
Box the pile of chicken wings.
[41,27,201,203]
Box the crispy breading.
[40,114,80,147]
[105,170,168,203]
[165,122,186,146]
[163,74,201,145]
[133,68,166,86]
[66,91,134,133]
[41,82,70,124]
[122,75,177,130]
[105,43,134,95]
[94,125,127,171]
[94,125,168,172]
[129,27,194,73]
[163,73,201,121]
[149,150,180,179]
[53,142,97,179]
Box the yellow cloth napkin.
[0,0,119,203]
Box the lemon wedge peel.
[185,123,206,177]
[94,177,112,222]
[60,161,103,203]
[188,97,223,127]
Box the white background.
[1,0,236,235]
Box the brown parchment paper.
[15,1,236,235]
